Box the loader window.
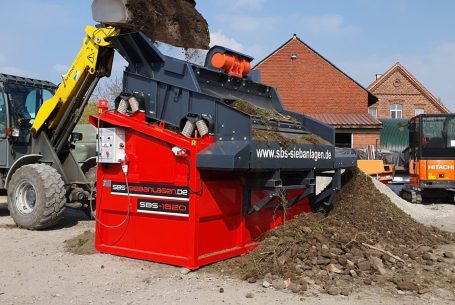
[5,83,54,144]
[0,89,6,137]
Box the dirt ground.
[1,184,455,305]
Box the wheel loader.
[3,0,355,234]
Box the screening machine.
[92,32,356,269]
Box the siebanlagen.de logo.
[256,147,332,161]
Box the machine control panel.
[97,128,126,163]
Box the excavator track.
[401,187,422,204]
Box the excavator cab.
[403,114,455,203]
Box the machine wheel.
[7,164,66,230]
[83,166,97,219]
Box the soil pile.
[230,100,298,124]
[127,0,210,49]
[64,231,96,255]
[210,170,455,295]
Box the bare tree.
[92,75,123,103]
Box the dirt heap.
[210,170,455,295]
[64,231,96,255]
[127,0,210,49]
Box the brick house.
[367,62,450,119]
[253,35,381,149]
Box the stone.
[363,278,372,285]
[369,257,387,275]
[277,255,287,266]
[180,268,191,275]
[317,257,331,265]
[288,283,300,293]
[245,292,254,298]
[346,260,355,268]
[331,247,344,255]
[327,264,343,274]
[301,226,312,234]
[262,281,272,288]
[302,264,312,271]
[422,252,436,261]
[407,251,418,260]
[272,279,287,290]
[417,246,431,254]
[357,260,371,272]
[387,256,397,264]
[321,249,332,259]
[396,279,418,291]
[349,270,358,278]
[327,287,340,295]
[219,287,224,293]
[338,256,348,266]
[443,252,454,259]
[247,277,257,284]
[340,287,351,296]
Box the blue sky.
[0,0,454,111]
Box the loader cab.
[0,74,56,168]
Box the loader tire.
[83,166,97,219]
[8,164,66,230]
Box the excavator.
[402,114,455,203]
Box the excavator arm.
[32,26,119,137]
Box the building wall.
[370,70,446,119]
[352,132,381,149]
[255,38,369,115]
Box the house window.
[390,104,403,119]
[415,108,425,116]
[368,107,378,118]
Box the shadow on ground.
[0,203,92,230]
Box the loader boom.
[31,26,119,141]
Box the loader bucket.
[92,0,131,25]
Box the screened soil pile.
[127,0,210,49]
[253,129,330,146]
[64,231,96,255]
[230,100,299,124]
[209,170,455,296]
[230,100,330,146]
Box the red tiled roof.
[368,62,450,113]
[309,113,382,129]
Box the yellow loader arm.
[31,25,120,134]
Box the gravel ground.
[1,177,455,305]
[372,179,455,232]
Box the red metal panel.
[95,112,312,269]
